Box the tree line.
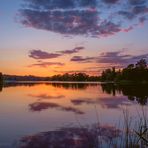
[0,73,3,83]
[1,59,148,82]
[2,73,100,82]
[100,59,148,82]
[49,73,100,81]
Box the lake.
[0,82,147,147]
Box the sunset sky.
[0,0,148,76]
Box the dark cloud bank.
[19,0,148,37]
[71,51,148,67]
[28,48,148,69]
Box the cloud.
[70,56,95,63]
[97,51,132,64]
[71,98,95,105]
[29,50,61,59]
[18,0,148,37]
[58,46,84,54]
[28,94,65,100]
[71,96,131,109]
[17,123,121,147]
[98,97,131,109]
[28,61,65,68]
[129,0,146,5]
[102,0,119,4]
[70,51,148,67]
[29,47,84,60]
[118,11,135,19]
[29,102,84,114]
[118,2,148,20]
[22,0,97,10]
[97,51,148,65]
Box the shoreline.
[3,80,148,85]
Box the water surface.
[0,82,147,147]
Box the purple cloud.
[98,97,131,109]
[133,5,148,14]
[129,0,146,5]
[71,56,95,63]
[97,51,132,64]
[29,94,65,100]
[29,102,84,114]
[28,61,65,68]
[70,51,148,67]
[29,47,84,60]
[71,96,131,109]
[29,50,61,59]
[71,98,95,105]
[97,52,148,65]
[103,0,119,4]
[58,46,84,54]
[18,0,148,37]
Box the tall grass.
[74,106,148,148]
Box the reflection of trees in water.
[3,82,98,90]
[3,83,40,88]
[0,83,2,92]
[101,84,148,105]
[50,83,97,90]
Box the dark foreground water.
[0,82,147,147]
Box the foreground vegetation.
[16,108,148,148]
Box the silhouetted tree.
[136,59,147,69]
[0,73,3,83]
[49,73,99,82]
[100,59,148,82]
[0,73,3,92]
[101,67,117,81]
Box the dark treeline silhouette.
[3,74,50,81]
[49,73,100,81]
[101,59,148,82]
[0,73,3,92]
[0,72,3,83]
[2,59,148,82]
[3,73,100,82]
[101,83,148,105]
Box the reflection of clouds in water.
[29,102,84,114]
[71,96,131,109]
[71,98,95,105]
[16,123,121,148]
[28,93,65,100]
[98,97,131,109]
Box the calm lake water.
[0,82,147,147]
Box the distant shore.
[3,80,148,85]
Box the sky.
[0,0,148,76]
